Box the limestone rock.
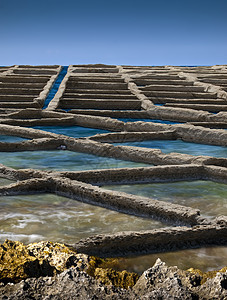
[188,266,227,284]
[0,240,89,284]
[27,240,81,272]
[94,267,139,289]
[198,272,227,299]
[0,240,55,283]
[0,267,133,300]
[133,258,200,299]
[1,241,227,299]
[0,239,138,291]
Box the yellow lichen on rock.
[86,256,125,275]
[187,266,227,284]
[0,239,139,288]
[86,255,105,276]
[94,267,139,289]
[27,241,78,272]
[0,240,55,283]
[86,255,139,289]
[97,257,124,270]
[0,240,82,284]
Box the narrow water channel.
[42,66,68,109]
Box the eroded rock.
[0,267,134,300]
[0,240,55,283]
[0,244,227,299]
[133,258,227,299]
[198,272,227,299]
[133,258,199,299]
[0,240,89,284]
[0,240,139,290]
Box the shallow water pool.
[103,180,227,218]
[0,150,149,171]
[114,140,227,158]
[0,127,226,274]
[0,193,163,245]
[33,125,110,138]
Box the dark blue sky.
[1,0,227,66]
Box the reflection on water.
[0,193,163,245]
[0,135,28,142]
[114,140,227,158]
[114,246,227,274]
[33,126,110,138]
[0,150,149,171]
[103,181,227,218]
[118,118,180,124]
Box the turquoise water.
[0,123,226,273]
[0,135,28,142]
[114,140,227,158]
[103,180,227,218]
[0,150,149,170]
[33,125,110,138]
[0,192,163,245]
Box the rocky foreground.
[0,240,226,299]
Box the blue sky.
[0,0,227,66]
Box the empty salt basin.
[103,180,227,218]
[0,193,163,245]
[33,125,110,138]
[113,246,227,274]
[0,135,28,143]
[0,150,149,170]
[114,140,227,158]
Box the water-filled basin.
[33,125,110,138]
[114,140,227,158]
[0,193,163,245]
[103,180,227,218]
[0,150,149,171]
